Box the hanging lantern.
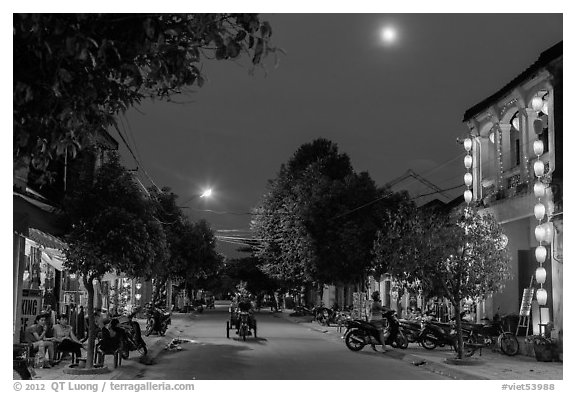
[535,267,547,284]
[135,294,142,300]
[534,160,545,177]
[512,116,520,131]
[542,100,549,115]
[531,96,544,112]
[463,138,472,152]
[464,172,473,187]
[464,154,473,169]
[535,225,547,243]
[489,132,495,143]
[136,283,142,290]
[534,181,546,198]
[464,190,473,203]
[534,203,546,221]
[536,288,548,306]
[533,118,544,135]
[535,245,547,263]
[533,140,544,156]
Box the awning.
[41,249,65,271]
[28,228,67,250]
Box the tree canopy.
[14,13,277,173]
[251,138,404,291]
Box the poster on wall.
[19,288,42,335]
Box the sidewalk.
[27,315,196,380]
[275,309,563,380]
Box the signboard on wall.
[519,287,535,317]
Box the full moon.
[381,26,397,44]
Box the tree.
[148,188,223,303]
[373,205,512,359]
[61,153,168,368]
[14,13,277,174]
[252,139,395,300]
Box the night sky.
[112,13,563,259]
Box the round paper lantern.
[542,100,549,115]
[536,288,548,306]
[464,172,473,187]
[535,267,547,284]
[512,116,520,131]
[464,190,473,203]
[535,225,547,243]
[534,160,545,177]
[535,245,547,263]
[533,118,544,135]
[533,140,544,156]
[531,96,544,112]
[463,138,472,152]
[534,181,546,198]
[464,155,473,169]
[534,203,546,221]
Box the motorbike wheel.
[344,329,366,352]
[160,324,167,336]
[420,333,438,350]
[499,332,519,356]
[121,349,130,360]
[145,318,155,337]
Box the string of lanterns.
[463,137,473,204]
[532,94,549,307]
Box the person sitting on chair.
[97,318,124,360]
[24,315,58,368]
[53,314,84,360]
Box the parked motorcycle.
[144,303,172,336]
[343,310,408,352]
[315,305,339,326]
[398,318,425,344]
[419,319,476,357]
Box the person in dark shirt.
[24,315,56,368]
[53,314,84,359]
[97,319,124,354]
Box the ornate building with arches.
[462,42,562,337]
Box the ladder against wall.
[516,276,535,336]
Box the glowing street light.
[200,188,213,198]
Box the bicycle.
[462,317,519,356]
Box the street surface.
[135,303,449,380]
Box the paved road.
[136,305,449,380]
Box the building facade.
[462,42,563,337]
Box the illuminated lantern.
[536,288,548,306]
[533,118,544,135]
[535,267,547,284]
[535,225,547,243]
[489,132,495,143]
[542,100,549,115]
[534,160,545,177]
[464,190,473,203]
[534,181,546,198]
[531,96,544,112]
[534,203,546,221]
[464,155,473,169]
[512,116,520,131]
[464,173,473,187]
[463,138,472,152]
[533,140,544,156]
[535,246,547,263]
[135,294,142,300]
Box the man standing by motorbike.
[369,291,389,353]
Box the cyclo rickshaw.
[226,304,257,340]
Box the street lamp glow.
[200,188,213,198]
[381,26,397,44]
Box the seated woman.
[53,314,84,360]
